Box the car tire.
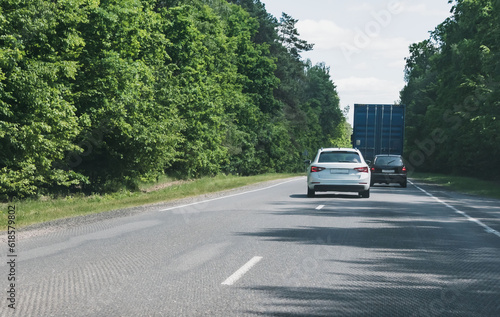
[400,179,407,188]
[307,187,315,198]
[360,189,370,198]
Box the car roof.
[320,148,359,152]
[374,154,401,157]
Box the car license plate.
[382,169,394,173]
[331,169,349,174]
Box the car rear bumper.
[312,184,369,192]
[307,166,371,193]
[371,173,406,184]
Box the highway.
[2,177,500,316]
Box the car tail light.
[354,167,369,173]
[402,166,407,173]
[371,167,375,172]
[310,166,325,173]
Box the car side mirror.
[304,160,311,165]
[365,160,371,165]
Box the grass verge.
[410,172,500,199]
[1,173,300,229]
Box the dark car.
[370,154,407,187]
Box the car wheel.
[307,187,315,198]
[360,189,370,198]
[400,180,407,188]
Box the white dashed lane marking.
[221,256,263,286]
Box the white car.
[306,148,371,198]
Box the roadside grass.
[410,172,500,199]
[1,173,300,229]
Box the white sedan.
[306,148,371,198]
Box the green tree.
[277,13,314,58]
[0,0,351,198]
[73,0,181,190]
[400,40,441,170]
[161,3,236,177]
[0,0,90,198]
[401,0,500,179]
[301,62,344,152]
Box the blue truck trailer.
[352,104,405,162]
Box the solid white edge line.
[221,256,263,286]
[409,180,500,238]
[315,205,325,210]
[160,177,302,212]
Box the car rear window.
[318,151,361,163]
[374,156,403,166]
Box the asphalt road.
[2,177,500,316]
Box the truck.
[352,104,405,163]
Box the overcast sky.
[259,0,454,124]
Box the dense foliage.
[0,0,346,198]
[400,0,500,180]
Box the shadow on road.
[236,185,500,316]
